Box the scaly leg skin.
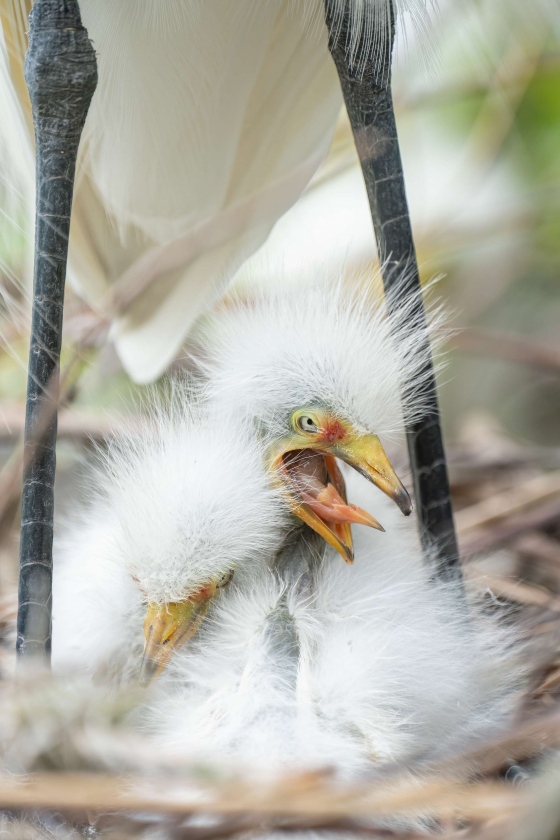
[323,0,461,582]
[17,0,98,662]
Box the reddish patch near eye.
[190,583,216,602]
[321,420,346,443]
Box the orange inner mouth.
[281,449,384,536]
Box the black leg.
[324,2,460,581]
[17,0,97,660]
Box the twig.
[0,322,102,534]
[0,405,129,446]
[456,472,560,535]
[515,533,560,570]
[460,497,560,557]
[0,772,527,824]
[466,571,560,612]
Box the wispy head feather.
[92,383,286,605]
[197,269,446,445]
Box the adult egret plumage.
[0,0,429,376]
[1,0,457,661]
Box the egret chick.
[199,275,435,566]
[52,389,286,684]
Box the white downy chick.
[148,469,524,778]
[52,386,287,684]
[198,273,441,567]
[51,276,524,781]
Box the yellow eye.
[297,415,318,434]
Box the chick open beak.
[276,450,383,563]
[140,581,219,684]
[273,432,411,564]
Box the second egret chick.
[52,388,287,685]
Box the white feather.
[147,494,524,776]
[138,271,524,776]
[52,385,287,679]
[199,271,445,444]
[1,0,433,382]
[50,381,523,782]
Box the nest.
[0,413,560,840]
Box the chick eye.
[217,569,234,589]
[297,415,318,434]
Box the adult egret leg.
[324,2,460,581]
[17,0,97,660]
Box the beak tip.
[399,489,413,517]
[343,545,355,564]
[139,655,158,687]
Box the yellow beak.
[272,430,411,564]
[282,453,383,563]
[140,583,218,684]
[333,434,412,517]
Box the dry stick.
[460,497,560,558]
[0,404,123,446]
[17,0,97,660]
[3,713,559,835]
[456,471,560,535]
[516,533,560,568]
[450,708,560,777]
[6,712,555,832]
[119,809,432,840]
[323,1,460,581]
[455,468,560,557]
[0,309,110,540]
[0,773,526,824]
[467,572,560,612]
[98,815,431,840]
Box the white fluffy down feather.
[51,376,524,779]
[199,273,444,442]
[51,272,524,777]
[148,472,524,777]
[52,390,288,679]
[127,273,523,776]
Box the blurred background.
[1,0,560,578]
